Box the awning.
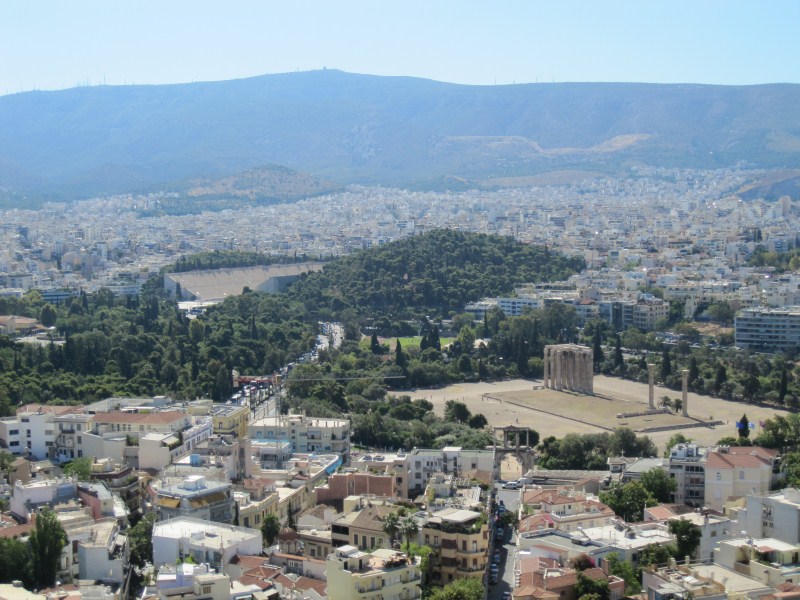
[157,496,181,508]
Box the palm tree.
[399,515,419,555]
[382,511,401,549]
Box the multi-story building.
[704,446,780,512]
[325,545,421,600]
[632,296,671,331]
[233,477,279,531]
[154,475,236,524]
[91,411,192,440]
[331,504,395,551]
[211,404,249,439]
[667,443,708,507]
[518,488,615,534]
[75,517,130,587]
[735,488,800,545]
[152,517,263,571]
[0,405,76,459]
[735,306,800,352]
[422,507,489,586]
[9,477,78,522]
[248,415,350,463]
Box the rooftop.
[153,517,261,547]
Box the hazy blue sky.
[1,1,797,94]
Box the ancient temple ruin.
[542,344,594,395]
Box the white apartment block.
[248,414,350,463]
[736,488,800,545]
[735,307,800,352]
[0,409,60,459]
[667,443,708,507]
[152,517,262,571]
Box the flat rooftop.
[154,517,260,547]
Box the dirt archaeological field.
[406,375,791,453]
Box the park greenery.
[537,428,657,471]
[0,229,799,457]
[584,318,800,408]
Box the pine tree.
[780,365,789,404]
[737,414,750,439]
[614,334,624,374]
[688,356,699,385]
[370,332,381,354]
[661,348,672,382]
[592,327,603,372]
[395,340,406,369]
[714,363,727,395]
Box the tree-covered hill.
[0,230,581,405]
[287,229,584,320]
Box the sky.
[1,1,798,95]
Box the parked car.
[502,481,520,489]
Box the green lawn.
[382,336,456,349]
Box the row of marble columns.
[542,344,594,395]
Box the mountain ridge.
[1,69,799,202]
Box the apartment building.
[518,488,615,533]
[211,404,249,438]
[331,504,395,551]
[249,415,350,463]
[422,508,489,585]
[735,307,800,352]
[326,545,421,600]
[154,475,236,524]
[667,443,708,507]
[736,488,800,545]
[152,517,263,571]
[704,446,780,512]
[0,405,77,459]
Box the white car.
[501,481,520,489]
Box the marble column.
[648,364,655,409]
[543,347,550,388]
[682,369,689,417]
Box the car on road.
[502,592,511,600]
[501,481,520,489]
[495,527,504,541]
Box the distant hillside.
[140,164,342,215]
[1,70,800,202]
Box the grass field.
[380,336,456,349]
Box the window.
[739,470,745,480]
[77,436,82,443]
[8,430,17,435]
[77,450,82,457]
[202,586,211,595]
[716,472,721,481]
